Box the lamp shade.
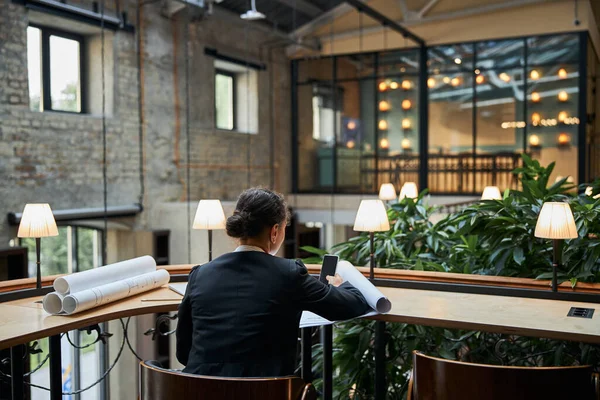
[17,204,58,238]
[378,183,397,201]
[481,186,502,200]
[353,200,390,232]
[534,202,578,239]
[399,182,418,200]
[192,200,226,230]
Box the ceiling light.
[241,0,266,20]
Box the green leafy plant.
[304,155,600,399]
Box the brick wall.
[0,0,292,243]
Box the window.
[215,71,235,130]
[27,25,84,113]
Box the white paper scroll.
[43,256,168,315]
[61,269,170,315]
[53,255,156,295]
[299,260,391,328]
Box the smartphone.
[319,254,339,284]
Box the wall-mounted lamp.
[380,138,389,149]
[401,100,412,110]
[347,140,356,149]
[378,82,387,92]
[531,92,541,102]
[558,68,567,79]
[401,80,412,90]
[530,69,540,80]
[451,77,461,87]
[379,100,391,112]
[529,134,541,149]
[558,111,568,123]
[558,91,568,102]
[531,112,541,124]
[442,76,450,84]
[427,78,436,88]
[557,133,571,147]
[347,121,356,130]
[402,118,411,129]
[389,81,399,90]
[476,75,485,84]
[378,120,388,130]
[401,138,412,151]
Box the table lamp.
[378,183,397,202]
[353,200,390,280]
[534,202,578,292]
[17,204,59,289]
[193,200,226,262]
[399,182,418,201]
[481,186,502,200]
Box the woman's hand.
[326,274,344,287]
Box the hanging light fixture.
[401,80,412,90]
[401,138,411,150]
[531,92,541,102]
[402,118,411,129]
[347,121,356,130]
[476,75,485,84]
[378,81,388,92]
[380,137,390,149]
[390,81,399,90]
[241,0,266,20]
[529,134,541,148]
[499,72,511,82]
[378,120,388,130]
[402,99,412,110]
[427,78,436,88]
[451,77,461,87]
[557,133,570,146]
[442,76,451,84]
[531,112,541,124]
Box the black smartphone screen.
[319,255,339,284]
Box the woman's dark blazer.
[176,251,371,377]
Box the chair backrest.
[139,361,317,400]
[408,351,596,400]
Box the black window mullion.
[41,29,51,112]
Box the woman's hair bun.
[226,211,251,239]
[226,188,289,240]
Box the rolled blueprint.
[336,260,392,313]
[54,255,156,295]
[42,291,65,314]
[59,269,170,315]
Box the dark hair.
[226,188,290,239]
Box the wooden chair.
[407,351,599,400]
[139,360,317,400]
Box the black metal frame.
[14,0,135,32]
[291,30,590,196]
[214,69,238,131]
[28,23,87,114]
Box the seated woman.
[176,187,370,377]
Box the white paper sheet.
[169,283,188,296]
[44,269,170,315]
[53,255,156,295]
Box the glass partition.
[293,33,586,194]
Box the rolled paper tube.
[43,292,65,315]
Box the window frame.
[214,69,237,131]
[29,23,87,114]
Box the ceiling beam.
[313,0,557,44]
[272,0,323,18]
[290,2,355,38]
[345,0,425,45]
[418,0,440,19]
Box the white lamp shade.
[17,204,59,238]
[399,182,418,200]
[378,183,397,201]
[192,200,226,230]
[353,200,390,232]
[534,202,578,239]
[481,186,502,200]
